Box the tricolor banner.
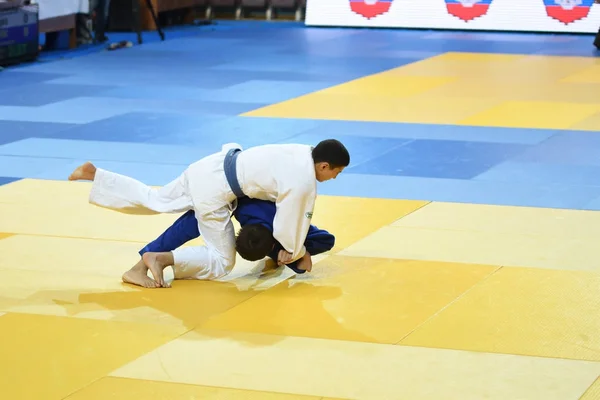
[348,0,394,19]
[445,0,495,22]
[307,0,599,34]
[543,0,595,24]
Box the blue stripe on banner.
[542,0,594,6]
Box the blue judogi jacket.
[139,197,334,274]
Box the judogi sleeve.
[272,180,316,262]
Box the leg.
[304,225,335,256]
[69,162,192,215]
[138,210,200,256]
[143,206,237,284]
[123,210,201,288]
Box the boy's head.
[312,139,350,182]
[235,224,275,261]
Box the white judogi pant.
[89,151,238,281]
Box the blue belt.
[224,148,245,198]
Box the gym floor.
[1,20,599,400]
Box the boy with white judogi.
[68,139,350,287]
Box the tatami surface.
[1,21,600,399]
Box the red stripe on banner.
[350,2,392,19]
[545,5,591,24]
[446,4,490,21]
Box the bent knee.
[323,234,335,250]
[213,252,236,275]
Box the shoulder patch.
[305,211,313,219]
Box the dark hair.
[312,139,350,168]
[235,224,275,261]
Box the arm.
[272,181,316,263]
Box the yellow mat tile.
[311,196,427,251]
[339,225,600,272]
[459,101,600,129]
[0,232,13,240]
[580,378,600,400]
[385,52,527,79]
[201,256,498,344]
[110,328,600,400]
[0,202,183,242]
[389,53,598,82]
[0,179,202,242]
[561,65,600,83]
[0,179,92,205]
[244,93,501,124]
[425,80,600,104]
[322,75,455,97]
[401,267,600,361]
[392,201,600,238]
[0,180,410,252]
[243,52,600,130]
[0,235,293,326]
[570,111,600,131]
[65,377,322,400]
[0,269,266,329]
[0,235,149,276]
[0,236,290,327]
[0,312,184,400]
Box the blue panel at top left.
[349,139,530,180]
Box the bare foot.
[142,251,173,288]
[296,252,313,272]
[68,161,96,181]
[122,259,160,288]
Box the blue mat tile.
[99,80,336,104]
[514,131,600,166]
[150,116,319,148]
[0,105,123,124]
[34,160,186,186]
[278,131,412,167]
[0,155,84,179]
[0,177,21,186]
[209,56,404,77]
[582,195,600,210]
[0,83,116,107]
[347,139,529,179]
[0,138,210,166]
[99,85,214,101]
[474,161,600,187]
[44,97,264,122]
[0,71,68,90]
[421,31,576,43]
[0,121,77,145]
[301,121,556,145]
[45,112,229,143]
[319,173,600,210]
[207,80,338,104]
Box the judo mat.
[1,20,600,400]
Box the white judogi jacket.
[186,143,317,262]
